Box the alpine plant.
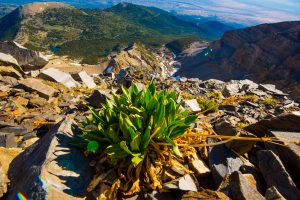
[82,81,197,167]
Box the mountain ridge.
[0,2,232,64]
[176,21,300,97]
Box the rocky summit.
[0,1,300,200]
[0,37,299,199]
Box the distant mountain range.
[1,0,300,26]
[0,2,234,64]
[176,21,300,97]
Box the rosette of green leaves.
[82,81,197,167]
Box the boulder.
[229,171,264,200]
[39,68,79,88]
[71,71,96,89]
[7,118,93,200]
[86,90,113,109]
[265,130,300,187]
[0,41,48,71]
[183,99,201,113]
[245,113,300,137]
[0,66,23,79]
[18,78,56,100]
[208,139,244,187]
[257,150,300,200]
[214,120,256,155]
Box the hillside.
[0,2,235,64]
[0,2,205,64]
[176,21,300,97]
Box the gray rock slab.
[18,78,56,100]
[71,71,96,89]
[39,68,79,88]
[208,139,244,187]
[230,171,264,200]
[7,118,92,200]
[257,150,300,200]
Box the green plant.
[263,98,278,106]
[81,81,197,167]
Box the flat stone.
[0,132,16,148]
[1,76,18,85]
[18,78,56,100]
[229,171,264,200]
[7,118,92,200]
[39,68,79,88]
[0,66,23,79]
[164,174,199,192]
[265,130,300,188]
[259,84,288,96]
[188,153,211,177]
[86,90,113,109]
[238,79,259,91]
[0,121,28,136]
[257,150,300,200]
[0,52,21,72]
[223,83,240,97]
[28,96,48,107]
[208,139,244,187]
[184,99,201,113]
[214,120,256,155]
[71,71,96,89]
[245,113,300,137]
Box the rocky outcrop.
[177,21,300,97]
[7,118,92,200]
[0,41,48,71]
[71,71,96,89]
[18,78,57,100]
[39,68,79,88]
[104,43,161,75]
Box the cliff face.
[176,21,300,97]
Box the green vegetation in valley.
[165,36,201,55]
[0,3,218,64]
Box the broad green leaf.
[130,133,141,152]
[121,85,131,101]
[140,116,153,152]
[131,155,144,167]
[148,81,155,95]
[165,137,182,157]
[120,141,141,157]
